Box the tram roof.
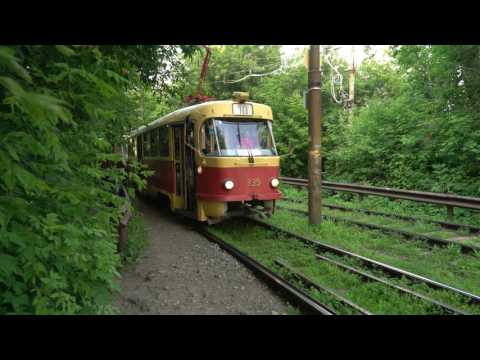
[129,100,273,138]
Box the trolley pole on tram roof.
[307,45,322,225]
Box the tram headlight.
[197,166,203,175]
[271,178,280,188]
[224,180,234,190]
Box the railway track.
[274,259,372,315]
[198,215,478,314]
[282,197,480,235]
[279,176,480,221]
[201,224,374,315]
[196,226,335,315]
[277,205,480,255]
[246,216,480,311]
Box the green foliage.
[120,210,148,265]
[185,45,480,197]
[253,64,309,175]
[184,45,283,101]
[0,45,193,314]
[328,46,480,195]
[3,44,478,314]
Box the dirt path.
[115,198,290,315]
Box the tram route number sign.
[232,103,253,116]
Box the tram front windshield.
[201,119,277,157]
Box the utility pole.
[348,45,356,113]
[307,45,322,225]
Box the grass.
[281,200,480,247]
[209,218,480,315]
[285,304,302,315]
[281,185,480,247]
[268,209,480,312]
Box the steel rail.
[277,206,480,255]
[314,254,468,315]
[247,217,480,305]
[323,203,480,234]
[275,259,373,315]
[279,176,480,211]
[282,197,480,234]
[196,227,335,315]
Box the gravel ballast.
[115,198,290,315]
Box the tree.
[327,45,480,195]
[0,45,196,314]
[180,45,283,101]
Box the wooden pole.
[348,45,356,109]
[308,45,322,225]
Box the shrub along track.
[207,215,480,315]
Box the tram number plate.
[247,177,261,187]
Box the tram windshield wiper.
[247,149,255,164]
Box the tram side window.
[143,133,150,157]
[174,128,181,161]
[129,138,136,158]
[136,135,143,160]
[158,126,169,157]
[150,129,158,156]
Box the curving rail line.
[279,176,480,220]
[282,197,480,234]
[247,216,480,308]
[196,226,335,315]
[277,205,480,255]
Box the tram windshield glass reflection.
[201,119,277,156]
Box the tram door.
[173,126,184,203]
[184,117,197,213]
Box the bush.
[0,45,193,314]
[120,210,149,265]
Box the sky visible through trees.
[281,45,391,64]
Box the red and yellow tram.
[127,93,282,223]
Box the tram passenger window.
[127,138,134,158]
[143,133,150,157]
[136,136,143,160]
[150,129,158,156]
[158,127,169,157]
[174,129,181,161]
